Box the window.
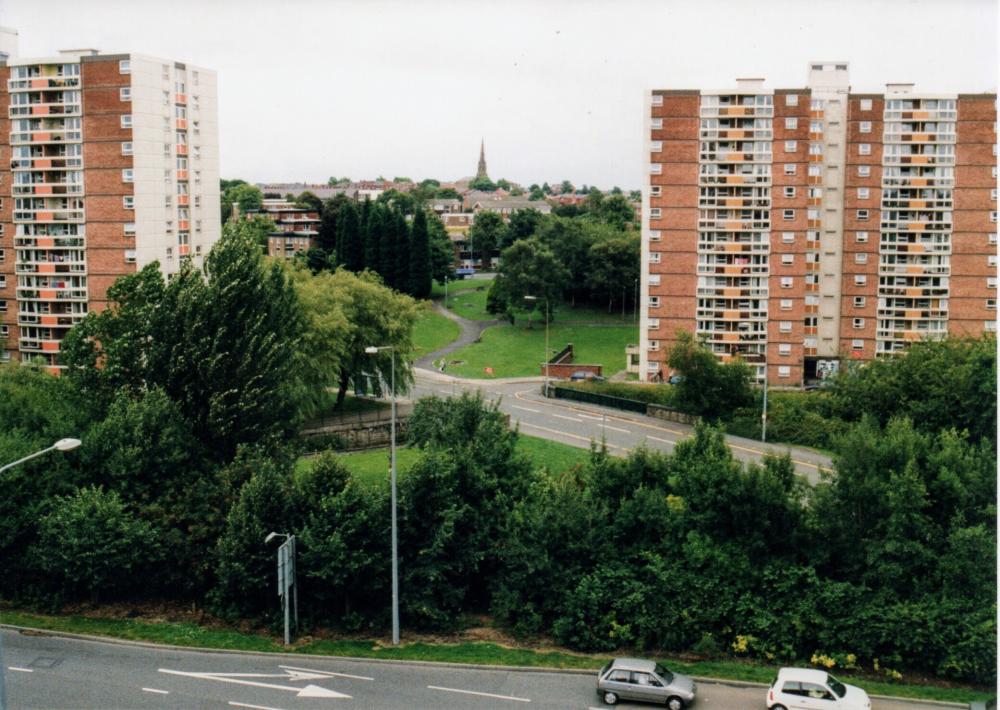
[648,318,660,329]
[810,98,823,111]
[854,275,867,286]
[0,248,4,262]
[852,339,863,350]
[853,318,865,329]
[989,255,998,267]
[121,141,133,156]
[808,186,822,199]
[989,233,998,245]
[807,208,819,220]
[120,114,133,128]
[986,321,998,333]
[781,276,793,289]
[650,252,661,264]
[650,141,663,153]
[192,70,199,85]
[166,247,174,259]
[785,117,798,129]
[650,163,662,175]
[855,253,868,264]
[856,231,869,243]
[857,187,869,199]
[120,87,131,102]
[651,94,663,107]
[192,120,200,135]
[807,165,822,177]
[0,325,6,337]
[857,209,869,221]
[649,296,660,307]
[779,320,792,333]
[778,366,791,378]
[785,140,798,152]
[122,169,134,183]
[810,120,823,132]
[651,118,663,130]
[648,274,661,286]
[858,143,871,155]
[162,63,170,79]
[648,340,659,352]
[989,277,998,289]
[992,189,997,200]
[785,94,799,107]
[859,121,872,133]
[854,296,866,308]
[778,343,792,355]
[782,232,795,243]
[780,299,792,310]
[783,209,795,221]
[858,165,871,177]
[119,59,131,74]
[649,230,661,241]
[124,222,136,236]
[860,98,873,111]
[782,254,794,265]
[991,211,997,223]
[650,208,662,219]
[784,186,796,198]
[123,196,134,210]
[784,163,796,175]
[650,185,661,197]
[125,249,137,264]
[988,299,996,311]
[993,166,998,179]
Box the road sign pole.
[291,536,298,629]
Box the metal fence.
[550,386,648,413]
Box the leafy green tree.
[337,200,364,272]
[409,209,433,299]
[491,238,569,323]
[468,176,497,191]
[298,246,331,273]
[586,233,640,312]
[31,486,160,603]
[560,179,574,194]
[376,189,418,215]
[533,216,595,304]
[629,189,641,201]
[327,176,350,186]
[496,178,512,191]
[611,186,623,195]
[541,182,552,195]
[62,219,306,460]
[318,194,349,254]
[598,194,636,229]
[427,211,455,283]
[295,191,323,211]
[220,182,263,224]
[666,331,754,418]
[528,186,545,201]
[467,211,505,271]
[434,187,461,200]
[504,209,543,247]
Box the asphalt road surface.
[2,630,947,710]
[411,370,832,484]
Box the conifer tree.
[379,209,397,288]
[393,209,411,294]
[409,209,432,299]
[364,203,384,274]
[337,200,364,272]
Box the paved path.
[414,302,502,370]
[1,630,956,710]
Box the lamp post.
[523,295,550,396]
[0,437,81,710]
[761,359,769,444]
[365,344,399,646]
[444,275,449,310]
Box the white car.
[766,668,871,710]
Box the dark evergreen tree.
[393,209,411,294]
[364,203,385,274]
[337,200,364,272]
[409,209,432,299]
[379,209,398,288]
[318,194,347,255]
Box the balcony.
[11,156,83,171]
[10,129,83,145]
[13,209,85,223]
[9,102,81,118]
[12,183,84,196]
[8,77,81,91]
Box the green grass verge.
[412,304,461,359]
[0,609,989,704]
[302,434,591,487]
[431,277,492,299]
[442,281,495,321]
[446,323,636,378]
[560,380,678,407]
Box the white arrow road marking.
[142,687,169,694]
[229,703,286,710]
[279,664,373,681]
[428,685,531,703]
[158,668,350,699]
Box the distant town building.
[471,197,551,218]
[246,199,320,259]
[427,197,463,215]
[0,35,221,371]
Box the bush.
[30,486,159,603]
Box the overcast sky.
[4,0,997,189]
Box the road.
[1,629,948,710]
[411,369,832,484]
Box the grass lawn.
[431,276,493,299]
[0,608,989,705]
[411,304,461,359]
[445,323,636,379]
[441,280,495,321]
[299,434,591,487]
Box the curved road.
[1,629,952,710]
[410,369,832,483]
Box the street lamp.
[761,356,769,444]
[365,344,399,646]
[0,437,81,710]
[524,295,550,396]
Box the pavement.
[0,629,959,710]
[414,301,501,370]
[410,369,832,483]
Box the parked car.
[667,374,685,385]
[570,370,606,382]
[596,658,696,708]
[767,668,871,710]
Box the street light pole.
[524,295,550,396]
[761,359,769,444]
[0,438,81,710]
[366,344,399,646]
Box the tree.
[468,176,497,191]
[295,191,323,212]
[528,186,545,201]
[434,187,461,200]
[376,189,418,215]
[504,208,543,247]
[61,219,307,460]
[666,331,754,418]
[541,182,552,195]
[299,246,331,273]
[496,178,512,191]
[337,200,364,271]
[392,209,411,293]
[491,238,569,323]
[364,202,385,272]
[409,209,433,299]
[586,233,640,312]
[379,208,399,289]
[598,194,636,229]
[560,179,574,194]
[327,176,350,186]
[629,189,641,201]
[318,194,348,254]
[467,211,505,271]
[220,182,263,224]
[427,211,455,283]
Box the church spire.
[475,138,489,180]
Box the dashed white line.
[646,435,676,445]
[577,413,604,421]
[142,687,169,694]
[278,664,373,681]
[603,424,630,434]
[228,703,286,710]
[428,685,531,703]
[7,667,32,673]
[552,413,582,422]
[511,404,541,413]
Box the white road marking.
[647,435,676,446]
[229,703,287,710]
[142,687,169,694]
[603,424,630,434]
[552,413,582,422]
[428,685,531,703]
[577,413,604,421]
[158,669,350,699]
[7,667,33,673]
[511,404,541,413]
[279,664,373,681]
